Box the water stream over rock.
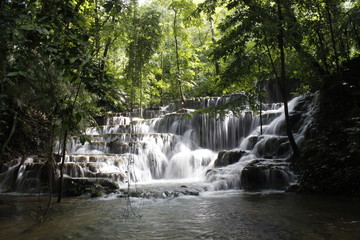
[0,93,318,195]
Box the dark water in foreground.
[1,190,360,240]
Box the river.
[1,188,359,240]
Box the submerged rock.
[63,177,119,197]
[118,185,204,199]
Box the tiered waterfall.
[0,93,318,194]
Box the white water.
[0,93,318,193]
[207,94,319,190]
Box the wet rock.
[241,165,290,190]
[278,142,291,158]
[214,150,246,167]
[94,116,106,126]
[243,136,259,150]
[117,185,204,199]
[285,184,303,193]
[63,177,119,197]
[176,108,193,114]
[106,141,129,154]
[0,164,9,174]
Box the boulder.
[241,165,290,190]
[106,141,129,154]
[62,177,119,197]
[285,184,303,193]
[214,150,246,167]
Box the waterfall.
[207,93,319,190]
[0,93,318,193]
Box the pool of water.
[1,190,360,240]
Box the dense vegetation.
[292,56,360,195]
[1,0,360,194]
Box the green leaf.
[21,24,36,31]
[75,112,82,123]
[70,57,77,64]
[36,28,50,35]
[80,135,86,145]
[6,72,19,77]
[19,71,29,77]
[79,135,91,145]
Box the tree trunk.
[255,45,263,135]
[57,129,68,203]
[264,33,279,79]
[130,0,139,112]
[325,0,341,74]
[93,0,100,56]
[315,29,330,73]
[259,86,263,135]
[209,16,220,76]
[99,37,112,71]
[0,112,18,161]
[57,76,83,202]
[351,20,360,48]
[44,118,55,216]
[276,0,300,157]
[173,8,185,102]
[139,42,143,118]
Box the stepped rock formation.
[0,93,318,194]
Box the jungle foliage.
[1,0,360,194]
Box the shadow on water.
[1,191,360,240]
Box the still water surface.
[1,190,360,240]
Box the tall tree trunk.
[173,8,185,102]
[276,0,300,157]
[325,0,341,74]
[99,14,116,71]
[57,129,68,203]
[130,0,139,112]
[139,42,143,118]
[44,117,55,216]
[99,37,112,71]
[351,20,360,48]
[57,65,84,202]
[255,44,263,135]
[0,0,7,97]
[209,16,220,76]
[264,33,279,79]
[259,84,263,135]
[160,52,164,106]
[316,29,330,73]
[0,112,17,161]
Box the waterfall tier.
[0,93,318,194]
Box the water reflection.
[1,192,360,239]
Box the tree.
[275,0,300,156]
[200,0,303,155]
[124,1,162,115]
[0,0,128,203]
[169,0,198,102]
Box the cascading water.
[0,93,318,194]
[207,93,318,190]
